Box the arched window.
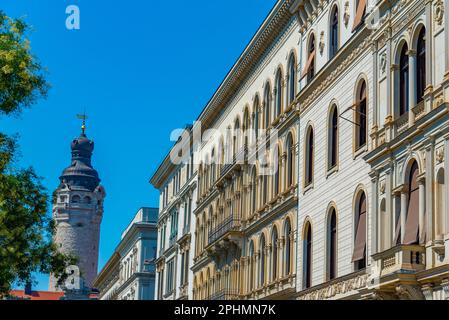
[403,161,420,245]
[286,133,294,188]
[416,28,426,104]
[219,138,225,171]
[274,146,280,196]
[272,227,279,281]
[307,34,316,82]
[84,196,91,204]
[330,7,339,59]
[264,84,271,128]
[251,168,257,214]
[328,209,337,280]
[355,81,367,149]
[399,44,409,116]
[254,95,260,138]
[233,119,241,157]
[72,195,81,203]
[249,241,255,291]
[305,127,314,187]
[243,107,250,148]
[275,69,283,119]
[284,219,292,275]
[352,192,367,270]
[288,54,297,105]
[211,148,216,184]
[260,234,266,287]
[436,169,445,239]
[328,106,339,169]
[303,222,312,289]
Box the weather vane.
[76,111,88,135]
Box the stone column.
[445,137,449,261]
[425,0,434,102]
[408,50,417,126]
[418,176,426,244]
[372,40,379,130]
[445,0,449,76]
[370,171,379,258]
[400,187,408,243]
[425,142,435,245]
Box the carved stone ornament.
[344,1,350,27]
[436,147,445,163]
[380,52,387,75]
[319,31,325,55]
[380,180,386,194]
[435,0,444,26]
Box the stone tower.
[49,123,106,292]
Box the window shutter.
[403,186,420,245]
[301,50,316,79]
[352,0,367,32]
[352,199,367,262]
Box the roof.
[9,290,65,301]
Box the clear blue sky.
[1,0,276,291]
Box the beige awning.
[352,0,367,32]
[403,186,419,245]
[301,50,316,79]
[352,209,367,262]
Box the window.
[436,169,445,239]
[399,44,409,116]
[303,222,312,289]
[251,168,257,213]
[72,195,81,203]
[355,80,367,150]
[352,0,367,32]
[330,7,339,59]
[254,96,260,139]
[274,146,280,196]
[243,107,250,151]
[329,106,339,169]
[272,227,279,281]
[260,234,266,287]
[352,192,367,270]
[275,69,283,119]
[305,126,314,187]
[416,28,426,104]
[403,161,420,245]
[211,148,216,184]
[328,209,337,280]
[264,84,271,128]
[286,133,294,187]
[303,34,316,82]
[233,119,241,157]
[288,54,297,105]
[166,259,175,294]
[284,219,292,275]
[158,269,164,299]
[249,241,255,291]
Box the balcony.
[209,289,240,301]
[370,245,426,290]
[206,216,242,261]
[169,235,177,248]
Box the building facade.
[93,207,158,300]
[49,126,106,291]
[152,0,449,300]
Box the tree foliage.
[0,11,49,115]
[0,12,74,297]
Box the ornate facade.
[152,0,449,300]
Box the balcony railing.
[372,244,426,280]
[169,235,177,248]
[209,289,240,301]
[208,216,241,245]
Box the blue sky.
[1,0,276,291]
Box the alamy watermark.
[66,5,80,30]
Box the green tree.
[0,11,74,297]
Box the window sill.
[303,183,314,195]
[353,145,367,160]
[326,165,338,178]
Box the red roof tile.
[9,290,65,301]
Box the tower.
[49,120,106,291]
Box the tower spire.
[77,112,88,136]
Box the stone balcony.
[206,215,243,262]
[369,245,426,292]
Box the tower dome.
[59,132,100,192]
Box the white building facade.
[151,0,449,300]
[93,208,158,300]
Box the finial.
[76,112,88,136]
